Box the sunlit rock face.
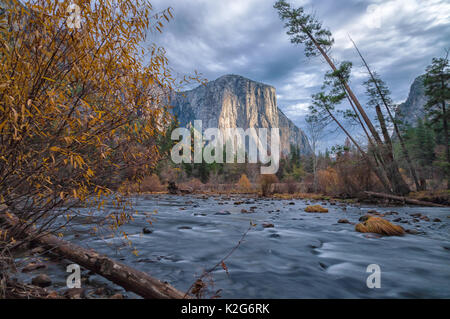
[171,74,312,155]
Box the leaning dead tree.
[350,38,423,191]
[274,0,411,195]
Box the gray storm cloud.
[149,0,450,150]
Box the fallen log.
[364,191,446,207]
[0,210,188,299]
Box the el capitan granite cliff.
[171,74,311,155]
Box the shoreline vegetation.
[120,177,450,207]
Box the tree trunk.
[375,105,411,195]
[441,101,449,190]
[364,191,446,207]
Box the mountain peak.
[205,74,276,90]
[172,74,311,155]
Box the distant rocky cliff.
[395,75,428,128]
[171,74,311,155]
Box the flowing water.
[18,194,450,298]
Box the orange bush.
[138,174,164,192]
[237,174,252,193]
[317,167,339,195]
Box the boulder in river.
[214,211,231,215]
[142,227,153,234]
[31,274,52,287]
[337,219,350,224]
[262,222,274,228]
[305,205,328,213]
[355,216,405,236]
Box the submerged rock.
[337,219,350,224]
[262,222,274,228]
[214,211,231,215]
[142,227,153,234]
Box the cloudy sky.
[149,0,450,150]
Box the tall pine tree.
[424,52,450,189]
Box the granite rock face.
[171,74,311,155]
[395,75,428,128]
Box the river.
[19,194,450,298]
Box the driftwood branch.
[364,191,446,207]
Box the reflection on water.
[52,195,450,298]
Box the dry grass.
[237,174,252,193]
[180,178,204,192]
[304,205,328,213]
[355,216,405,236]
[119,174,165,194]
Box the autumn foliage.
[237,174,252,193]
[0,1,179,240]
